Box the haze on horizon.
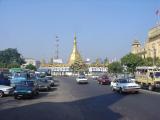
[0,0,159,63]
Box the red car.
[97,75,111,85]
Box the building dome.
[132,40,141,46]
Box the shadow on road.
[0,93,125,120]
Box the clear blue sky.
[0,0,159,63]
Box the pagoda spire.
[68,34,83,65]
[73,33,77,50]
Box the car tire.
[14,95,17,99]
[111,87,115,91]
[140,83,143,89]
[36,91,39,96]
[51,83,54,87]
[119,88,123,94]
[30,94,34,99]
[134,91,139,94]
[148,85,154,91]
[0,91,4,98]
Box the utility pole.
[55,35,59,59]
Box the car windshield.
[78,75,85,79]
[46,76,53,80]
[154,72,160,78]
[102,76,108,79]
[19,81,34,87]
[119,79,133,83]
[39,79,48,83]
[13,72,27,78]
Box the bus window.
[150,72,154,79]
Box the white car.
[76,75,88,84]
[0,85,14,97]
[110,78,140,93]
[45,76,55,87]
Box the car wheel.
[119,88,123,94]
[140,83,143,89]
[30,94,34,99]
[0,91,4,98]
[111,87,115,91]
[148,85,154,91]
[36,91,39,96]
[14,95,20,100]
[14,95,17,99]
[134,91,139,94]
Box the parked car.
[36,78,51,91]
[110,78,140,94]
[45,76,54,87]
[0,85,14,97]
[14,80,39,99]
[76,74,88,84]
[97,74,111,85]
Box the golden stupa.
[68,34,83,65]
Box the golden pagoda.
[68,34,83,65]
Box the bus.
[135,66,160,91]
[0,68,10,86]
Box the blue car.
[14,80,39,99]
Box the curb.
[139,89,160,95]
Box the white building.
[40,66,107,76]
[22,58,40,68]
[53,58,63,64]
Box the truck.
[135,66,160,91]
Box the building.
[53,58,63,64]
[22,58,41,68]
[131,24,160,59]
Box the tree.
[25,64,37,71]
[0,48,25,68]
[70,60,88,74]
[108,62,123,74]
[156,58,160,66]
[121,53,143,73]
[143,57,154,66]
[142,57,160,66]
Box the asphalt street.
[0,77,160,120]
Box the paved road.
[0,77,160,120]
